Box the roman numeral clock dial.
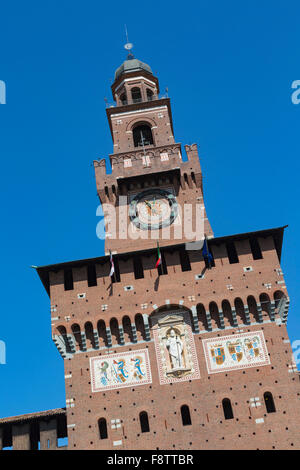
[129,188,178,230]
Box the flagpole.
[205,233,212,270]
[156,241,162,274]
[109,250,115,282]
[205,234,210,270]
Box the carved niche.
[152,311,200,384]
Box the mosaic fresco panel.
[89,349,152,392]
[202,330,270,374]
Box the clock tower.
[94,52,213,254]
[3,49,299,451]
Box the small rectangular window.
[87,264,97,287]
[133,256,144,279]
[250,238,263,260]
[179,248,191,272]
[64,269,74,290]
[226,242,239,264]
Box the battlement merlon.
[93,143,203,203]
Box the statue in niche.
[166,328,184,370]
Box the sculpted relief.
[152,311,200,384]
[166,328,184,370]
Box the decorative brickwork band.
[256,303,263,323]
[93,329,100,349]
[131,323,138,343]
[52,335,67,359]
[218,310,225,329]
[269,301,276,322]
[119,326,125,345]
[66,334,76,354]
[106,327,112,348]
[279,297,290,323]
[243,305,251,325]
[191,306,200,334]
[231,308,238,327]
[142,314,151,341]
[205,311,212,331]
[80,332,87,351]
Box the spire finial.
[124,24,134,59]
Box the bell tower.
[7,47,298,453]
[94,52,213,255]
[107,53,174,153]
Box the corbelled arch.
[149,304,195,332]
[126,116,157,133]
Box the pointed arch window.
[222,398,234,419]
[264,392,276,413]
[139,411,150,433]
[180,405,192,426]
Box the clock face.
[129,188,178,230]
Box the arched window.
[274,290,286,309]
[122,315,134,343]
[139,411,150,433]
[84,321,94,349]
[209,301,222,330]
[221,300,234,327]
[97,320,108,347]
[133,124,153,147]
[222,398,234,419]
[181,405,192,426]
[98,418,108,439]
[71,323,82,351]
[135,313,146,341]
[264,392,276,413]
[110,317,120,345]
[131,87,142,103]
[196,303,208,331]
[259,293,272,321]
[120,92,127,105]
[247,295,260,323]
[146,88,154,101]
[234,297,248,325]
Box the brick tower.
[2,52,299,450]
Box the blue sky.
[0,0,299,419]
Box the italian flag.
[109,251,115,277]
[155,242,162,269]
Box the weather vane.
[124,24,134,57]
